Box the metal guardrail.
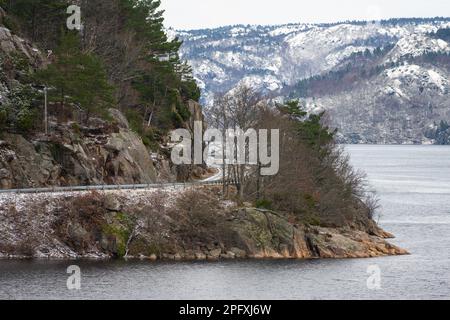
[0,180,226,195]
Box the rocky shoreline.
[0,187,408,261]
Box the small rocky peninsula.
[0,187,408,260]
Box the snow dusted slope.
[309,63,450,144]
[179,18,450,144]
[179,19,450,105]
[385,33,450,62]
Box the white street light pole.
[44,87,48,135]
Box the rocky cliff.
[0,187,408,260]
[0,25,46,68]
[0,14,206,188]
[0,109,162,188]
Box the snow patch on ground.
[0,186,199,259]
[326,46,374,66]
[385,64,449,94]
[236,74,282,92]
[386,34,450,63]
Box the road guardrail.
[0,180,227,195]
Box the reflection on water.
[1,145,450,300]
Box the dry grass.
[53,191,107,252]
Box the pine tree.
[278,100,335,150]
[36,32,114,122]
[2,0,67,47]
[117,0,199,130]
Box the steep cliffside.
[0,13,206,188]
[0,109,161,188]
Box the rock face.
[0,7,5,24]
[0,18,203,188]
[186,100,205,131]
[0,25,46,67]
[0,109,158,188]
[0,188,408,260]
[1,19,48,113]
[221,208,407,259]
[173,99,210,182]
[0,20,165,189]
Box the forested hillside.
[0,0,205,188]
[1,0,199,141]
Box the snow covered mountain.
[178,18,450,144]
[306,63,450,144]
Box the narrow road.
[0,145,226,195]
[0,175,224,195]
[201,166,223,183]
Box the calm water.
[1,145,449,300]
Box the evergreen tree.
[120,0,175,55]
[2,0,67,47]
[277,100,307,119]
[36,32,114,122]
[278,100,335,150]
[3,0,200,134]
[116,0,199,130]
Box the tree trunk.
[60,89,65,122]
[238,164,245,199]
[256,162,261,201]
[222,136,226,196]
[31,6,36,42]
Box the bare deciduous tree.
[207,85,263,199]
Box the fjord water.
[1,145,449,300]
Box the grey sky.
[160,0,450,30]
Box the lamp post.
[33,84,53,136]
[44,86,48,135]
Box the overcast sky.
[160,0,450,30]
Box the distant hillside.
[178,18,450,144]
